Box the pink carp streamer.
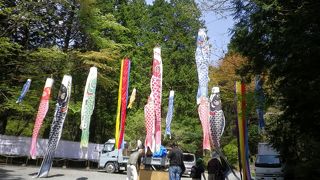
[151,46,162,153]
[198,96,211,151]
[117,58,131,149]
[144,95,155,153]
[144,46,162,153]
[30,78,54,159]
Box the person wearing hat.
[190,158,206,180]
[126,141,144,180]
[207,152,223,180]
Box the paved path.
[0,165,193,180]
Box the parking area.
[0,165,194,180]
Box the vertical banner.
[115,60,124,149]
[30,78,54,159]
[236,81,251,180]
[151,46,162,153]
[80,67,97,158]
[117,58,131,149]
[209,87,225,149]
[16,79,32,104]
[37,75,72,178]
[165,90,174,138]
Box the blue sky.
[146,0,234,65]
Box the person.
[168,142,185,180]
[191,158,206,180]
[207,152,224,180]
[126,143,144,180]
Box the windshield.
[183,154,195,162]
[255,155,281,167]
[102,143,114,152]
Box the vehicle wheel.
[105,162,116,173]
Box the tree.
[230,0,320,178]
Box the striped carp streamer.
[80,67,97,158]
[30,78,54,159]
[117,58,131,149]
[235,81,251,180]
[152,46,162,153]
[195,28,212,151]
[127,88,136,109]
[209,87,226,149]
[165,90,174,139]
[255,75,265,132]
[37,75,72,178]
[16,79,32,103]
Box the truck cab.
[255,143,284,180]
[98,139,129,173]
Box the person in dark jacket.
[191,158,206,180]
[168,142,185,180]
[207,152,223,180]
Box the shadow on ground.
[28,172,64,178]
[76,177,88,180]
[0,167,24,180]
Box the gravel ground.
[0,165,194,180]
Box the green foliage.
[222,139,239,166]
[124,109,146,143]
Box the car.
[182,153,196,177]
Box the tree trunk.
[63,2,75,52]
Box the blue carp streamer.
[165,90,174,138]
[255,75,265,131]
[16,79,31,103]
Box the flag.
[16,79,31,103]
[80,67,97,158]
[235,81,251,180]
[30,78,54,159]
[165,90,174,138]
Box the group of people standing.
[126,141,224,180]
[168,143,224,180]
[190,153,224,180]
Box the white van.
[182,153,196,177]
[255,143,284,180]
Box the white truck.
[255,143,284,180]
[98,139,168,173]
[98,139,129,173]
